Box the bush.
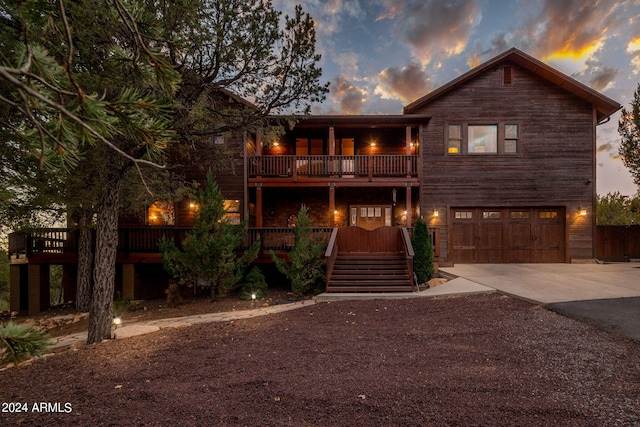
[412,218,435,283]
[271,205,325,296]
[239,266,268,301]
[0,322,52,366]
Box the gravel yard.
[1,293,639,426]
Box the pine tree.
[0,322,51,366]
[412,218,435,283]
[159,172,259,301]
[271,205,325,296]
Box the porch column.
[28,263,50,315]
[122,264,135,300]
[329,183,336,227]
[255,184,263,227]
[9,264,24,313]
[406,126,412,176]
[405,184,412,227]
[329,126,335,156]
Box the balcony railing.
[8,227,334,259]
[248,155,419,179]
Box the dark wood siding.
[417,61,596,262]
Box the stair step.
[326,285,414,292]
[327,250,413,293]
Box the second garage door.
[450,207,565,263]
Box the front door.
[350,205,392,230]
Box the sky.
[272,0,640,196]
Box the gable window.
[468,125,497,154]
[503,66,512,85]
[445,122,521,155]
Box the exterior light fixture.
[433,209,439,218]
[579,208,587,217]
[334,210,338,215]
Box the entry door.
[351,205,391,230]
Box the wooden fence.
[596,225,640,262]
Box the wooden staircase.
[327,252,413,292]
[325,227,415,293]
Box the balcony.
[248,155,420,183]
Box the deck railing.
[8,227,334,258]
[248,155,419,179]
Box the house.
[7,48,621,314]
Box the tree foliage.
[271,205,325,296]
[596,192,640,225]
[412,218,435,283]
[159,173,259,300]
[619,83,640,190]
[148,0,329,146]
[0,322,51,366]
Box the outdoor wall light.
[334,210,338,215]
[433,209,439,218]
[579,208,587,217]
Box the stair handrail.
[400,227,417,291]
[324,228,339,287]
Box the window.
[455,211,473,219]
[483,211,501,219]
[504,124,518,154]
[445,122,520,155]
[447,124,462,154]
[503,66,512,85]
[539,211,558,219]
[468,125,497,153]
[510,211,530,219]
[223,199,241,225]
[147,201,175,226]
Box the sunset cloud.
[388,0,481,65]
[331,75,367,114]
[375,63,431,104]
[515,0,622,62]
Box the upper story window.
[468,125,497,153]
[447,124,462,154]
[447,123,520,155]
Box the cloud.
[388,0,481,65]
[514,0,623,61]
[589,66,618,92]
[331,75,367,114]
[375,63,431,104]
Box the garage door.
[450,208,565,263]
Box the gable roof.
[403,47,622,123]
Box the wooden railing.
[248,155,419,179]
[400,228,416,291]
[8,227,334,258]
[324,228,339,286]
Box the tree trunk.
[87,181,120,344]
[75,210,94,313]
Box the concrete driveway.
[439,263,640,341]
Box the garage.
[450,207,566,263]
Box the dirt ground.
[1,293,639,426]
